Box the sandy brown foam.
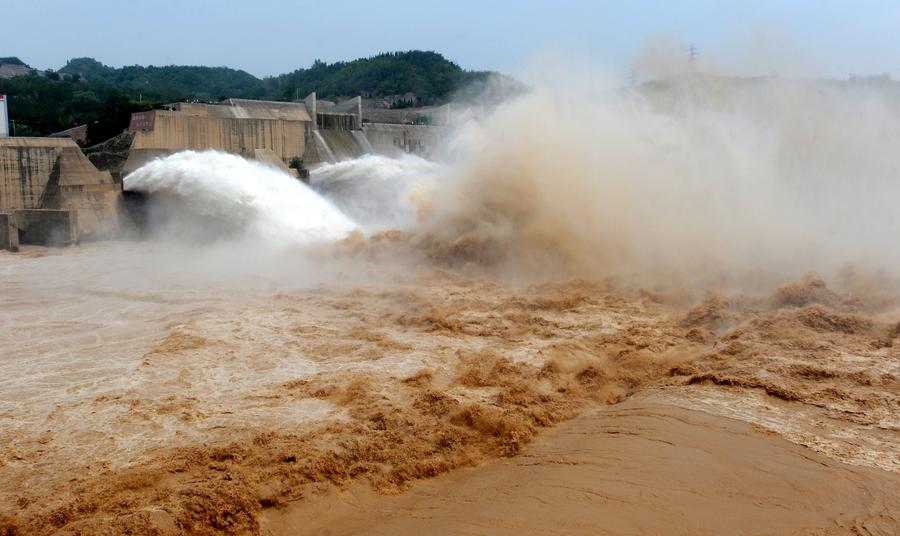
[1,247,899,535]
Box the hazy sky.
[4,0,900,79]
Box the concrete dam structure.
[0,137,120,249]
[0,92,454,251]
[307,93,451,163]
[124,99,314,176]
[121,94,451,175]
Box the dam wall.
[0,212,17,251]
[0,138,119,239]
[362,123,450,160]
[313,130,368,162]
[317,113,359,131]
[124,100,315,176]
[122,121,450,169]
[13,209,79,246]
[362,103,452,126]
[304,123,449,164]
[126,112,308,174]
[120,99,451,172]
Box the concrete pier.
[0,212,18,251]
[0,137,119,241]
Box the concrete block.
[13,209,78,246]
[0,212,18,251]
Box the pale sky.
[4,0,900,79]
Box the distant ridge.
[0,51,514,140]
[54,51,502,104]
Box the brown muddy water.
[1,242,898,535]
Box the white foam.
[310,153,439,231]
[124,150,357,245]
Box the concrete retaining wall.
[0,212,18,251]
[0,138,120,240]
[126,112,307,174]
[13,209,78,246]
[362,123,450,159]
[0,138,67,210]
[317,130,367,162]
[57,184,122,239]
[303,123,450,165]
[362,104,451,125]
[317,113,359,131]
[304,93,318,130]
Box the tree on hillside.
[85,95,154,146]
[271,51,496,104]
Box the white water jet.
[310,153,439,231]
[124,150,357,245]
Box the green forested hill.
[59,57,266,101]
[0,51,505,142]
[267,51,490,104]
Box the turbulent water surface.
[4,77,900,534]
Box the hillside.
[0,57,27,66]
[0,51,504,141]
[59,51,490,105]
[59,57,266,101]
[0,57,35,80]
[267,51,493,104]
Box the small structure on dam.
[0,137,121,250]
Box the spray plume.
[123,73,900,287]
[421,73,900,284]
[310,154,438,231]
